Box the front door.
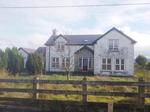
[83,58,88,71]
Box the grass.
[0,69,150,104]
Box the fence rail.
[0,79,150,86]
[0,77,149,106]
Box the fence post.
[82,76,87,112]
[33,76,39,100]
[138,77,145,107]
[108,103,113,112]
[82,76,87,103]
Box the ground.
[0,68,149,104]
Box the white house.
[45,27,136,75]
[18,48,35,68]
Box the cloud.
[119,26,150,57]
[0,0,150,57]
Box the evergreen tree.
[0,49,7,70]
[6,47,24,75]
[26,53,42,75]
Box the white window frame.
[109,39,119,51]
[79,57,93,70]
[62,57,70,68]
[88,57,93,69]
[115,59,125,71]
[56,42,65,52]
[52,57,59,68]
[102,58,111,70]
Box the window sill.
[108,50,119,52]
[56,50,64,52]
[51,67,59,69]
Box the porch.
[74,46,94,73]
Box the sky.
[0,0,150,57]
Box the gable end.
[93,27,137,44]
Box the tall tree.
[26,53,42,75]
[6,47,24,75]
[135,55,147,68]
[0,49,7,70]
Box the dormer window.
[56,42,65,52]
[109,39,119,51]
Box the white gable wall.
[18,49,28,68]
[45,36,85,72]
[94,29,134,75]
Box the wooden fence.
[0,77,149,106]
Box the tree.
[26,53,42,75]
[0,49,7,70]
[6,47,24,75]
[146,62,150,70]
[61,40,75,80]
[135,55,147,68]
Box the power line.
[1,2,150,8]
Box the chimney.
[52,29,57,36]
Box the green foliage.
[0,49,7,70]
[135,55,147,68]
[26,53,42,75]
[6,47,24,75]
[146,62,150,70]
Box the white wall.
[45,36,84,72]
[94,29,135,75]
[18,49,28,68]
[45,31,135,75]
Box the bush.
[135,55,147,68]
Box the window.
[57,42,65,51]
[102,58,111,70]
[62,57,70,68]
[52,57,59,68]
[62,58,65,67]
[79,57,93,70]
[88,58,93,69]
[79,58,82,68]
[115,59,125,70]
[109,39,119,51]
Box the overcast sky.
[0,0,150,57]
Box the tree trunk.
[67,71,70,80]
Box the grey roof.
[45,34,101,46]
[75,46,94,54]
[35,47,46,56]
[19,47,35,54]
[45,27,136,46]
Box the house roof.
[45,27,136,46]
[19,47,35,54]
[75,46,94,54]
[45,34,101,46]
[35,47,46,55]
[93,27,137,44]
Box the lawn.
[0,69,150,104]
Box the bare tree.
[61,40,74,80]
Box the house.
[35,47,46,70]
[45,27,136,75]
[18,47,35,68]
[19,47,46,70]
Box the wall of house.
[94,29,134,75]
[45,36,90,72]
[18,49,28,68]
